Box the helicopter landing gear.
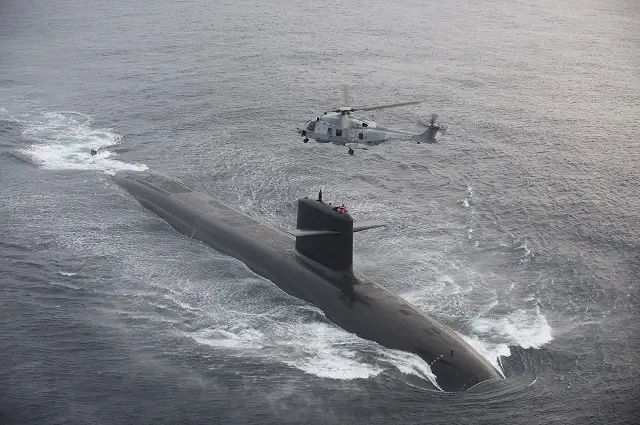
[303,137,309,143]
[348,148,354,155]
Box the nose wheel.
[348,148,354,155]
[303,137,309,143]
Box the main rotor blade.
[340,85,350,106]
[354,100,423,112]
[340,112,350,130]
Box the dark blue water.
[1,0,638,423]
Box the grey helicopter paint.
[114,170,503,392]
[297,86,446,155]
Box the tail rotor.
[415,113,446,144]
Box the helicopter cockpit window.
[307,121,316,131]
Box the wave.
[7,110,147,175]
[187,311,440,385]
[464,306,553,374]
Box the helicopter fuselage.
[297,112,405,146]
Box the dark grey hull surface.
[114,170,502,391]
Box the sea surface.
[1,0,638,423]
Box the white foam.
[374,348,439,384]
[187,316,439,385]
[471,307,553,349]
[188,321,381,380]
[518,242,533,263]
[50,281,80,290]
[282,329,384,380]
[461,185,473,208]
[463,306,553,371]
[191,328,266,350]
[460,334,510,377]
[15,111,147,175]
[162,294,203,313]
[59,271,78,276]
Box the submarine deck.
[126,171,296,253]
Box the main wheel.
[348,148,354,155]
[303,138,309,143]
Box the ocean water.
[1,0,638,423]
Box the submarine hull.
[114,170,502,391]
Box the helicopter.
[297,86,447,155]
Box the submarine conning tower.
[295,198,355,273]
[292,192,384,277]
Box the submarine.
[113,170,503,391]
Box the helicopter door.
[314,120,327,136]
[348,129,357,141]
